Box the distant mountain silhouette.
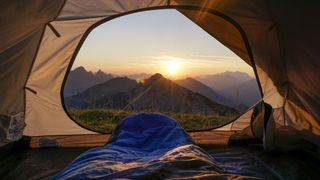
[220,79,261,107]
[64,68,260,111]
[63,66,113,97]
[66,73,239,116]
[175,77,233,106]
[196,71,252,91]
[196,71,260,107]
[65,75,138,109]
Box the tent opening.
[62,9,261,133]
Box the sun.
[166,60,179,76]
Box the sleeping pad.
[53,113,256,179]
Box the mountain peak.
[148,73,163,81]
[96,69,104,74]
[141,73,164,86]
[218,71,252,80]
[185,77,195,81]
[96,69,106,76]
[65,66,113,96]
[73,66,87,73]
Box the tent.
[1,0,320,179]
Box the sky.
[74,9,254,79]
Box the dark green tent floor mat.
[1,144,319,180]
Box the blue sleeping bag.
[53,113,250,179]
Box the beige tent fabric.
[256,67,284,108]
[0,0,64,142]
[24,18,105,136]
[228,108,254,131]
[285,100,320,145]
[57,0,169,20]
[0,30,42,115]
[0,0,64,115]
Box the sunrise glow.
[166,60,179,76]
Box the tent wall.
[178,0,320,144]
[0,0,64,143]
[269,0,320,144]
[24,18,104,136]
[56,0,169,20]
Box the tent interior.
[1,0,320,179]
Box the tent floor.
[203,144,320,180]
[1,143,320,180]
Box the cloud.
[190,54,242,61]
[144,55,244,68]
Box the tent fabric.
[177,0,320,144]
[53,113,254,179]
[24,18,104,136]
[0,0,319,148]
[0,0,65,143]
[57,0,169,20]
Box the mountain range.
[64,67,261,108]
[195,71,261,107]
[65,73,239,116]
[220,79,261,107]
[196,71,253,91]
[175,77,232,106]
[64,66,113,97]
